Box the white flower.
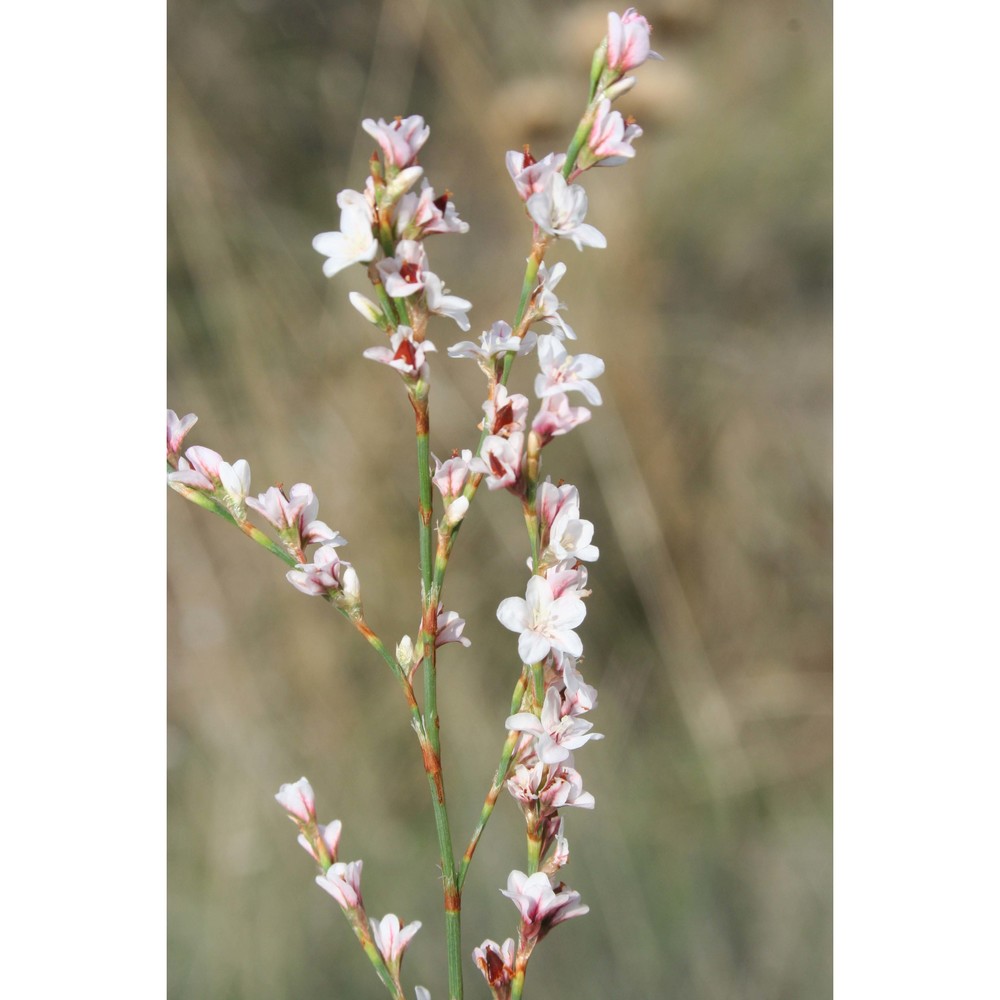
[506,687,603,764]
[436,609,471,648]
[424,271,472,330]
[316,859,364,909]
[506,149,566,201]
[362,115,430,168]
[219,459,251,510]
[448,320,531,369]
[376,239,428,298]
[531,261,576,340]
[470,432,524,492]
[526,173,606,251]
[363,326,436,379]
[500,870,589,941]
[370,913,422,972]
[545,508,599,564]
[535,337,605,405]
[312,189,378,278]
[496,574,586,664]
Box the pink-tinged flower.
[531,392,592,444]
[544,831,570,874]
[275,777,316,823]
[473,938,516,998]
[535,337,605,405]
[526,173,606,251]
[530,262,576,340]
[370,913,422,973]
[312,189,378,279]
[436,608,471,648]
[298,819,343,863]
[579,99,642,169]
[396,180,469,237]
[424,271,472,331]
[167,410,198,463]
[470,432,525,492]
[540,765,596,810]
[483,385,529,437]
[432,450,473,501]
[168,445,224,491]
[362,115,430,169]
[500,870,589,942]
[537,480,581,531]
[316,859,364,910]
[496,574,586,664]
[560,660,599,717]
[506,687,603,764]
[543,560,590,600]
[506,761,546,805]
[363,326,437,380]
[606,8,661,74]
[376,240,428,298]
[247,484,344,554]
[506,149,566,202]
[448,320,531,368]
[286,543,359,598]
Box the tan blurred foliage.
[168,0,831,996]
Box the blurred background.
[167,0,831,997]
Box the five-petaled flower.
[312,189,379,278]
[496,574,586,664]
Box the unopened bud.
[385,165,424,204]
[602,75,637,102]
[349,291,386,327]
[396,634,414,670]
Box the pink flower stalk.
[286,543,360,599]
[298,819,343,863]
[370,913,422,974]
[501,870,589,943]
[606,8,661,74]
[363,326,437,380]
[473,937,516,999]
[506,687,604,764]
[531,392,592,444]
[167,409,198,463]
[376,240,429,298]
[362,115,430,169]
[275,777,316,823]
[316,859,364,910]
[496,574,586,664]
[526,173,606,251]
[423,271,472,331]
[396,180,469,237]
[471,432,525,492]
[535,336,605,405]
[483,385,529,437]
[530,262,576,340]
[505,149,566,202]
[579,99,642,169]
[312,189,378,278]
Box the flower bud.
[349,291,386,327]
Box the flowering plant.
[168,9,658,999]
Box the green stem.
[457,671,529,891]
[413,400,464,1000]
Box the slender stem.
[412,397,464,1000]
[457,671,529,891]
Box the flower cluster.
[166,411,360,607]
[169,9,660,1000]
